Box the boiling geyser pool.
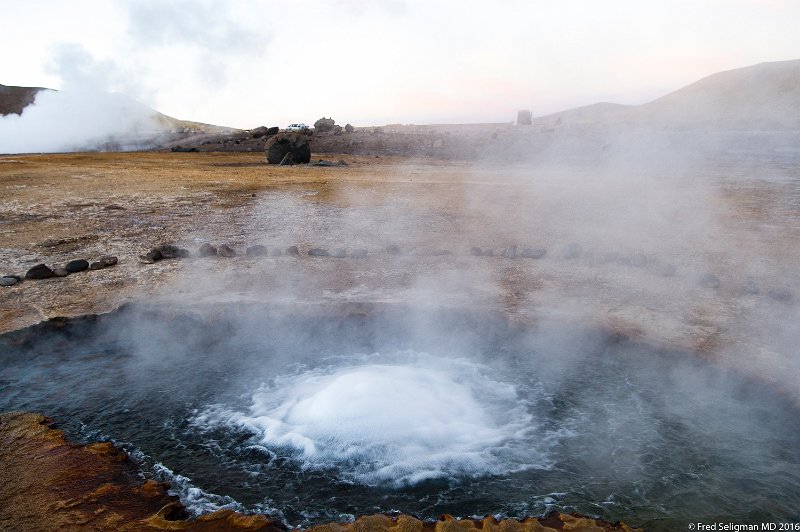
[1,304,800,530]
[196,354,540,486]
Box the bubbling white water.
[208,353,547,486]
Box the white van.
[286,123,309,131]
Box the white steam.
[198,354,543,486]
[0,89,167,154]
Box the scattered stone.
[103,204,125,211]
[65,259,90,273]
[157,244,190,259]
[1,276,19,286]
[520,247,546,259]
[198,243,218,257]
[25,264,55,280]
[337,160,348,166]
[767,287,794,302]
[270,248,283,257]
[470,247,483,256]
[52,267,70,277]
[146,249,163,262]
[350,248,368,258]
[138,255,155,264]
[266,132,312,164]
[312,159,337,167]
[250,126,269,138]
[218,244,236,257]
[501,245,517,259]
[629,253,647,268]
[99,255,118,267]
[430,249,452,256]
[286,246,300,257]
[386,245,401,256]
[331,248,347,258]
[482,248,494,257]
[308,248,330,257]
[246,245,268,257]
[697,273,721,289]
[563,243,583,259]
[89,261,105,271]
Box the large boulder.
[266,133,311,164]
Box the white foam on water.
[201,353,548,486]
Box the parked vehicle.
[286,123,309,131]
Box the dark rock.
[563,243,583,259]
[520,247,546,259]
[279,152,295,166]
[312,159,336,167]
[218,244,236,257]
[103,204,125,211]
[270,248,283,257]
[171,145,199,153]
[697,273,721,289]
[430,249,452,256]
[146,249,163,262]
[99,255,118,266]
[138,255,155,264]
[767,288,794,302]
[482,248,494,257]
[250,126,269,138]
[331,248,347,258]
[350,248,368,258]
[308,248,330,257]
[286,246,300,257]
[52,267,70,277]
[198,243,218,257]
[0,276,18,286]
[470,247,483,256]
[501,245,517,259]
[89,261,105,270]
[344,123,354,133]
[25,264,55,280]
[65,259,90,273]
[337,160,348,166]
[157,244,190,259]
[246,245,268,257]
[267,126,279,135]
[266,133,311,165]
[386,245,401,256]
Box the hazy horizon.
[3,0,800,128]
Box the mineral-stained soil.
[0,413,640,531]
[0,412,285,531]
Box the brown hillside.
[0,84,48,116]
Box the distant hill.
[534,59,800,131]
[0,84,50,116]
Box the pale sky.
[2,0,799,128]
